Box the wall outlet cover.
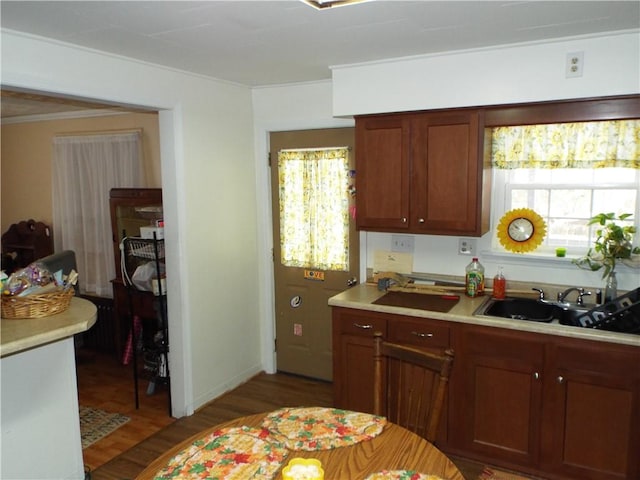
[458,238,477,255]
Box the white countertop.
[1,297,97,357]
[329,284,640,347]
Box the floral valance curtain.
[278,147,349,271]
[491,119,640,169]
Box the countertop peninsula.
[328,284,639,347]
[1,296,97,357]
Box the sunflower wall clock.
[497,208,547,253]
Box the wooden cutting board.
[373,291,460,313]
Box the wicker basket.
[1,288,75,319]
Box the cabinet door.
[411,111,484,235]
[455,326,544,467]
[355,116,411,230]
[543,343,640,480]
[332,308,387,413]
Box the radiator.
[79,294,116,352]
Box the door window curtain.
[278,147,350,271]
[491,120,640,169]
[52,131,144,296]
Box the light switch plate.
[391,235,414,253]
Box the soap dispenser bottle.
[492,267,506,299]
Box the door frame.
[255,118,357,376]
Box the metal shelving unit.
[122,233,170,414]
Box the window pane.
[548,218,590,247]
[593,190,636,215]
[549,190,591,218]
[511,189,549,213]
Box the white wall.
[1,30,262,417]
[332,31,640,115]
[1,339,84,479]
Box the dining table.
[137,408,465,480]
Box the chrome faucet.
[532,287,546,301]
[557,287,592,306]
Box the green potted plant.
[573,212,640,278]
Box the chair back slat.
[373,331,454,444]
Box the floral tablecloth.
[153,426,288,480]
[365,471,447,480]
[261,407,387,451]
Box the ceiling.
[1,1,639,118]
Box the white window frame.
[490,168,640,258]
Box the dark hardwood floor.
[78,348,488,480]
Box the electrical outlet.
[566,51,584,78]
[391,235,414,253]
[458,238,476,256]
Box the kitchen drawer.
[388,318,451,350]
[336,309,387,337]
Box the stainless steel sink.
[475,297,588,325]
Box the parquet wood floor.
[76,348,174,473]
[80,348,485,480]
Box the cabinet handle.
[418,218,425,223]
[353,323,373,330]
[557,376,564,384]
[533,372,540,380]
[411,331,433,338]
[402,217,407,223]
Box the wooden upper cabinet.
[355,109,489,236]
[356,115,411,230]
[411,110,485,235]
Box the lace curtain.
[491,119,640,169]
[52,132,144,296]
[278,147,350,271]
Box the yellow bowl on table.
[282,458,324,480]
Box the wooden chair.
[373,331,454,444]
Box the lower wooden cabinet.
[449,324,640,480]
[543,342,640,480]
[332,307,453,445]
[332,307,640,480]
[452,327,545,467]
[332,307,387,414]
